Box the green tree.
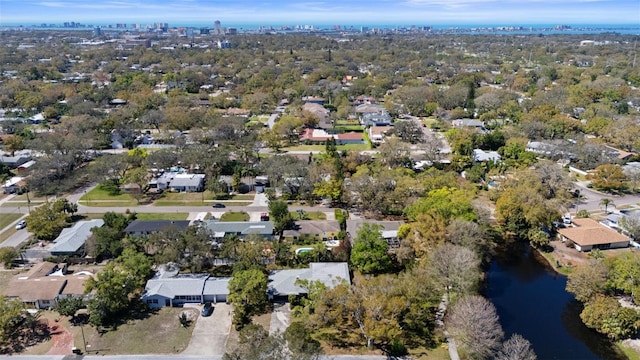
[53,297,84,321]
[26,200,72,241]
[605,252,640,302]
[599,198,615,213]
[223,324,287,360]
[228,269,268,329]
[0,296,27,345]
[0,247,18,268]
[566,261,608,303]
[580,295,640,340]
[350,223,392,274]
[268,199,293,237]
[588,164,628,193]
[85,249,152,327]
[285,322,322,359]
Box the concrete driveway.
[182,303,232,356]
[269,302,291,335]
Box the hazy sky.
[2,0,639,26]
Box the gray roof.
[124,220,190,234]
[473,149,501,162]
[267,262,350,297]
[168,174,205,188]
[203,278,230,296]
[346,219,403,238]
[50,219,104,254]
[144,274,208,298]
[204,220,274,237]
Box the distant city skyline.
[1,0,639,26]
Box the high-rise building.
[214,20,223,35]
[93,27,102,36]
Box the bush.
[98,181,121,196]
[576,209,590,218]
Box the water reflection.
[485,239,627,360]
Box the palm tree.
[600,198,615,213]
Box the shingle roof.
[267,262,350,297]
[204,220,274,236]
[5,278,67,302]
[203,278,230,296]
[124,220,190,234]
[50,219,104,254]
[558,218,629,246]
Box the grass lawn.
[153,192,254,206]
[0,213,22,231]
[79,307,196,355]
[134,213,189,221]
[618,342,640,360]
[290,211,327,220]
[220,212,250,222]
[79,187,138,207]
[537,249,573,276]
[334,125,364,132]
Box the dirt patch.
[45,320,74,355]
[622,339,640,353]
[549,240,590,267]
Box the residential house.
[283,220,341,242]
[302,96,325,105]
[16,160,36,172]
[2,176,24,194]
[557,218,630,252]
[267,262,350,301]
[360,110,392,127]
[302,103,331,129]
[124,220,191,237]
[473,149,501,162]
[142,264,230,308]
[49,219,104,256]
[299,129,364,145]
[5,262,94,309]
[203,220,274,240]
[0,150,33,168]
[150,172,205,192]
[368,126,394,143]
[452,119,484,130]
[346,219,403,248]
[605,146,635,162]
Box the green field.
[134,213,189,221]
[79,187,138,207]
[220,212,250,222]
[290,211,327,221]
[0,213,22,231]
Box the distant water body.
[3,23,639,35]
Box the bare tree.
[496,334,537,360]
[429,243,481,297]
[446,219,488,255]
[446,295,504,359]
[620,212,640,240]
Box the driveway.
[182,303,232,356]
[269,302,291,335]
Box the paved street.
[572,181,640,212]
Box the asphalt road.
[572,181,640,212]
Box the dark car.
[201,302,213,317]
[212,203,226,208]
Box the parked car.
[15,220,26,230]
[201,302,213,317]
[212,203,226,208]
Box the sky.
[1,0,639,26]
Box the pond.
[484,240,628,360]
